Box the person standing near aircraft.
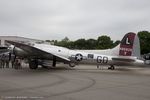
[0,55,2,68]
[5,53,10,68]
[13,58,22,69]
[10,54,15,68]
[1,54,5,68]
[14,59,19,69]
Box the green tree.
[97,35,113,49]
[67,41,75,49]
[45,40,51,42]
[56,37,70,48]
[86,39,97,49]
[61,37,70,42]
[74,39,86,49]
[45,40,58,45]
[138,31,150,54]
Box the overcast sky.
[0,0,149,41]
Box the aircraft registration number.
[97,56,108,64]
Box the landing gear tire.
[52,56,56,67]
[69,62,76,67]
[29,60,38,69]
[108,65,115,70]
[42,66,49,69]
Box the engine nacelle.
[0,47,9,54]
[13,47,28,57]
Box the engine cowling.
[13,47,28,57]
[0,47,9,54]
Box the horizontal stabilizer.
[112,57,135,62]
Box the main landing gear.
[52,56,56,67]
[69,62,76,67]
[29,59,38,69]
[108,65,115,70]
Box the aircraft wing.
[6,40,70,62]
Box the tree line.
[46,31,150,54]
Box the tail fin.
[119,32,140,57]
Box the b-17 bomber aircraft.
[6,32,149,70]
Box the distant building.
[0,36,44,46]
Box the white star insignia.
[75,54,83,61]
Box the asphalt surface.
[0,64,150,100]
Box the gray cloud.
[0,0,150,41]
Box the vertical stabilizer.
[119,32,140,57]
[132,34,141,58]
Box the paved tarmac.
[0,64,150,100]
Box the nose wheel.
[108,65,115,70]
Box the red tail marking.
[119,32,136,56]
